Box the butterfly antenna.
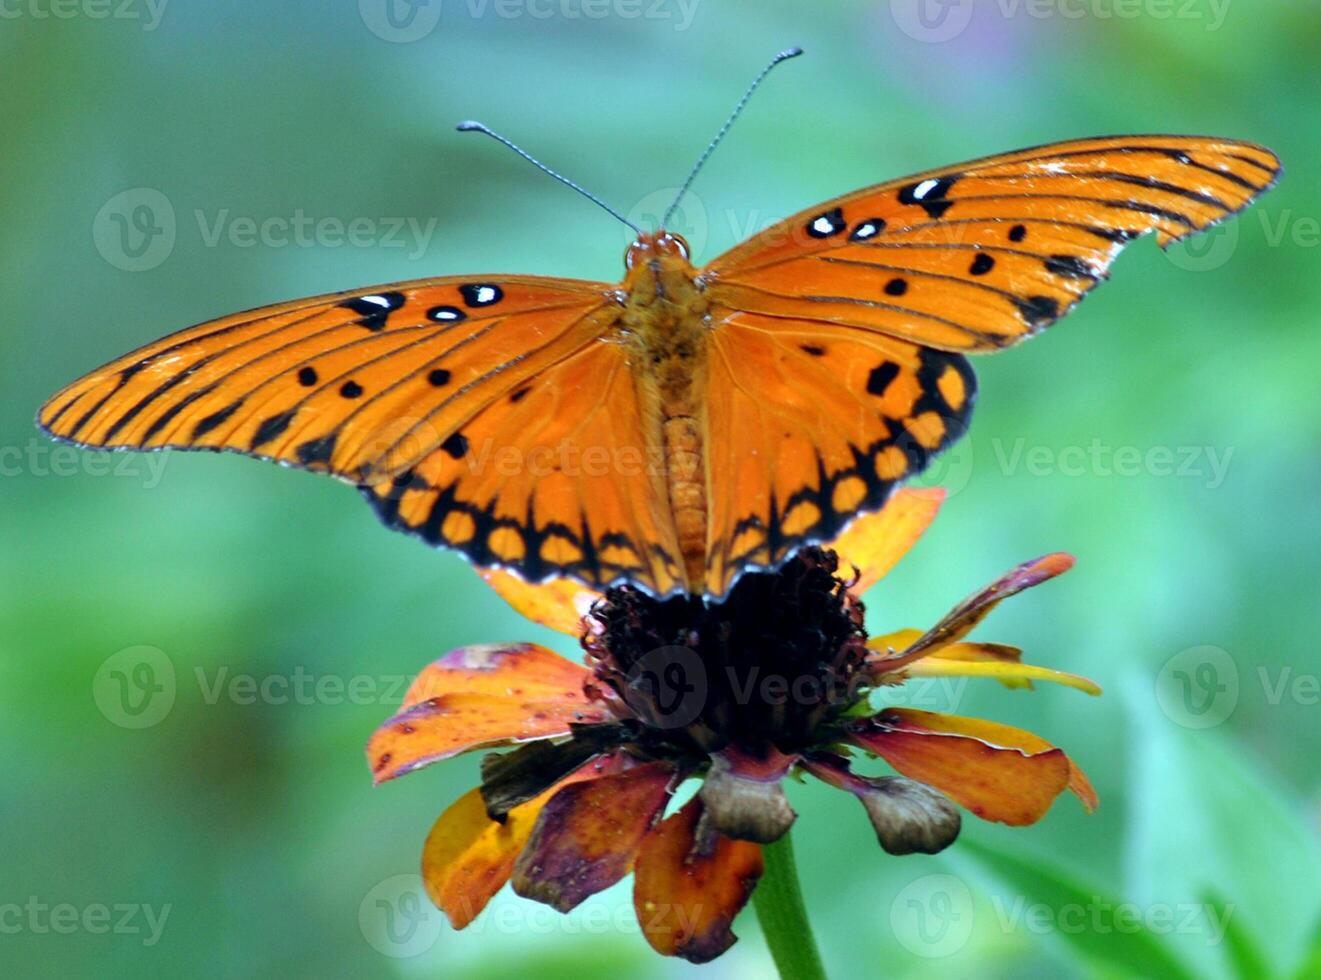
[660,46,804,229]
[456,120,644,235]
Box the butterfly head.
[624,230,692,270]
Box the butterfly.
[38,48,1279,600]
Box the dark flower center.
[584,548,870,755]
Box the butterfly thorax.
[619,232,711,592]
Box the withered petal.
[699,746,798,844]
[423,753,626,928]
[480,724,632,820]
[512,760,678,912]
[802,755,960,855]
[874,553,1075,672]
[633,796,763,964]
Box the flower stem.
[753,829,828,980]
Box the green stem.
[752,829,828,980]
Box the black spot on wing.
[867,361,901,397]
[296,433,338,467]
[192,399,243,439]
[459,283,504,308]
[251,409,297,449]
[1044,254,1098,280]
[1014,295,1060,328]
[849,218,886,242]
[340,292,405,331]
[898,175,959,219]
[806,207,846,239]
[441,432,469,460]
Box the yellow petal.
[898,656,1102,696]
[480,568,602,637]
[826,487,945,593]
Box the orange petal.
[400,642,594,709]
[480,569,602,636]
[422,754,622,928]
[368,644,608,784]
[512,760,678,912]
[851,708,1074,825]
[826,487,945,593]
[633,796,763,963]
[873,553,1075,671]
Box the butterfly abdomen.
[620,233,713,593]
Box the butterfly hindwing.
[707,135,1281,351]
[703,313,974,595]
[364,338,686,594]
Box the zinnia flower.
[367,487,1100,964]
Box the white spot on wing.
[360,294,391,308]
[912,179,940,200]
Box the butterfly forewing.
[38,274,686,591]
[706,136,1281,352]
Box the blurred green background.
[3,2,1319,977]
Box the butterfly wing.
[702,314,973,595]
[706,135,1280,351]
[39,276,684,594]
[697,135,1279,593]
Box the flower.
[367,487,1100,963]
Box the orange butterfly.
[38,48,1279,599]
